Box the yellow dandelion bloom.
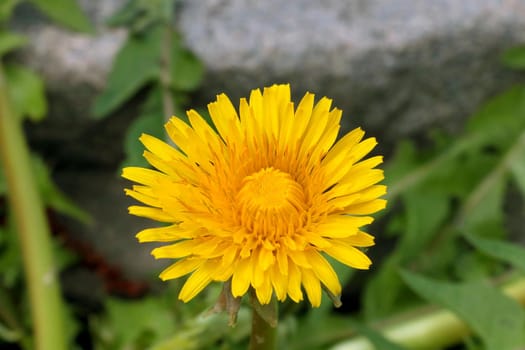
[122,84,386,307]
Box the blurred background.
[2,0,525,349]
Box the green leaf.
[398,189,449,254]
[461,163,506,237]
[467,85,525,150]
[464,234,525,273]
[0,0,19,22]
[103,297,176,348]
[92,27,162,119]
[401,270,525,350]
[345,320,407,350]
[31,156,91,223]
[28,0,93,33]
[106,0,141,27]
[0,31,27,57]
[509,140,525,195]
[121,87,165,168]
[171,37,204,91]
[4,63,47,121]
[364,189,449,320]
[501,46,525,70]
[363,259,405,320]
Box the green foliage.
[0,0,19,22]
[93,0,203,168]
[401,270,525,350]
[0,31,27,57]
[28,0,93,33]
[4,63,47,121]
[501,46,525,70]
[31,156,91,223]
[92,27,162,118]
[170,38,204,91]
[465,234,525,273]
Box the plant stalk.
[0,64,66,349]
[249,298,278,350]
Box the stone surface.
[9,0,525,283]
[177,0,525,144]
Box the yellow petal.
[341,231,375,247]
[287,261,303,302]
[139,133,183,161]
[301,268,322,307]
[231,258,252,297]
[208,94,243,144]
[324,244,372,269]
[122,167,165,186]
[125,188,161,208]
[128,206,174,222]
[317,215,373,238]
[178,261,215,301]
[255,273,273,304]
[152,240,198,259]
[270,263,288,301]
[160,258,203,281]
[305,249,342,297]
[136,224,195,242]
[343,198,388,215]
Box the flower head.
[122,84,386,307]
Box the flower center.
[236,167,306,240]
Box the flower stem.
[0,64,67,349]
[249,297,278,350]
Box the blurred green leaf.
[4,64,47,121]
[401,270,525,350]
[108,0,174,33]
[0,0,19,22]
[344,320,407,350]
[31,156,91,223]
[121,87,165,168]
[460,173,506,237]
[28,0,93,33]
[363,259,406,321]
[171,37,204,91]
[464,234,525,273]
[99,297,176,349]
[0,224,22,287]
[364,189,449,320]
[0,31,27,57]
[501,46,525,70]
[106,0,141,27]
[466,85,525,150]
[509,138,525,195]
[92,27,161,119]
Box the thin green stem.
[331,277,525,350]
[249,297,278,350]
[0,64,66,349]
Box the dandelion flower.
[122,84,386,307]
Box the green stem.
[0,64,66,349]
[249,297,278,350]
[331,277,525,350]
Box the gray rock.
[177,0,525,144]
